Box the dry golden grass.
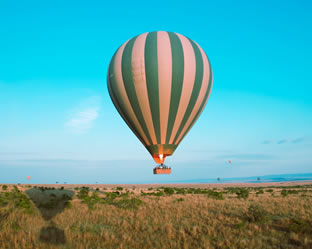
[0,183,312,249]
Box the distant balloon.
[27,176,31,180]
[228,160,232,164]
[107,31,213,166]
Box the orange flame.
[153,154,166,164]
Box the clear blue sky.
[1,0,311,183]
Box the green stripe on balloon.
[121,37,153,145]
[165,32,184,144]
[108,53,147,146]
[176,56,213,145]
[145,31,161,144]
[172,39,204,144]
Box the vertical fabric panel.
[131,33,157,144]
[165,32,184,144]
[175,47,213,145]
[121,37,153,145]
[168,33,196,144]
[145,31,161,144]
[108,42,150,145]
[172,38,204,144]
[157,31,172,144]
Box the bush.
[13,185,19,192]
[65,201,72,209]
[281,190,288,197]
[105,192,119,200]
[246,204,268,223]
[207,190,224,200]
[235,188,249,199]
[175,198,184,202]
[175,188,186,195]
[288,218,312,234]
[81,191,102,210]
[113,198,143,210]
[2,185,8,191]
[256,190,264,196]
[116,187,123,191]
[163,187,174,195]
[141,191,164,197]
[1,188,34,213]
[77,187,90,200]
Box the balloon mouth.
[146,144,177,164]
[152,154,170,164]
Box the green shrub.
[288,218,312,234]
[163,187,174,195]
[1,188,34,213]
[13,185,19,192]
[256,190,264,196]
[207,190,224,200]
[236,188,249,199]
[234,221,247,230]
[246,204,268,223]
[175,198,184,202]
[65,201,72,209]
[175,188,186,194]
[2,185,8,191]
[105,192,119,200]
[116,186,123,191]
[77,187,90,200]
[141,191,164,197]
[281,190,288,197]
[114,198,143,210]
[80,191,103,210]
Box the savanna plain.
[0,182,312,249]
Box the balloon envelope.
[108,31,213,164]
[229,160,232,164]
[27,176,31,180]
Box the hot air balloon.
[27,176,31,180]
[228,160,232,164]
[107,31,213,174]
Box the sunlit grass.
[0,184,312,248]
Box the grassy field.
[0,183,312,249]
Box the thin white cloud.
[262,137,309,145]
[291,137,305,144]
[65,96,101,133]
[262,140,272,144]
[277,139,288,144]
